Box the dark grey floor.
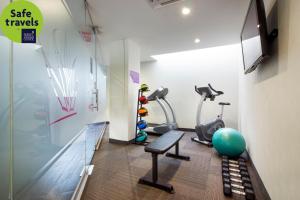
[82,130,270,200]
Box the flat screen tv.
[241,0,269,74]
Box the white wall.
[239,0,300,199]
[141,44,240,129]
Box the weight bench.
[138,130,190,193]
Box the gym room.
[0,0,299,200]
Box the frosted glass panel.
[0,0,11,197]
[12,0,100,198]
[0,35,10,200]
[0,0,106,198]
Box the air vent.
[148,0,185,8]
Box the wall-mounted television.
[241,0,269,74]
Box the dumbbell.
[222,158,247,168]
[222,161,247,169]
[222,158,247,166]
[223,182,255,200]
[222,162,248,172]
[222,171,249,180]
[222,156,246,164]
[222,172,252,184]
[223,176,253,190]
[222,166,249,177]
[222,171,242,179]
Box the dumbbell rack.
[133,89,149,146]
[222,156,255,200]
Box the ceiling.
[88,0,251,61]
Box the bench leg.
[166,143,190,161]
[152,153,158,182]
[138,153,174,193]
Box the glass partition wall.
[0,0,106,199]
[0,1,11,199]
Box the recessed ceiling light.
[194,38,201,43]
[182,7,191,15]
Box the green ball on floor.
[136,130,148,142]
[212,128,246,158]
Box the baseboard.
[95,124,108,150]
[109,138,131,144]
[108,124,194,145]
[177,128,195,132]
[88,121,110,126]
[109,137,142,145]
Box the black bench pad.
[145,131,184,154]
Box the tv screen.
[241,0,268,74]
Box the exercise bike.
[191,84,230,147]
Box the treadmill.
[145,87,178,135]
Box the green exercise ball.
[136,130,148,142]
[212,128,246,158]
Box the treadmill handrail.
[163,98,176,124]
[147,87,168,101]
[155,97,170,124]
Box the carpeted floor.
[81,129,270,200]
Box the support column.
[108,39,140,142]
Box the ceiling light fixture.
[182,7,191,15]
[194,38,201,44]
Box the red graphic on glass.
[41,29,78,125]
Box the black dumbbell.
[222,172,252,184]
[223,161,247,169]
[222,159,247,168]
[222,156,246,164]
[223,183,255,200]
[223,171,242,178]
[223,177,253,190]
[222,162,248,172]
[222,161,247,168]
[222,167,249,178]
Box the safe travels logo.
[0,0,43,43]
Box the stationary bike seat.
[219,102,231,106]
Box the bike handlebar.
[208,83,223,96]
[195,85,199,93]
